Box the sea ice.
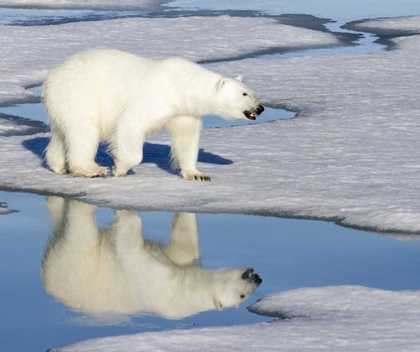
[51,286,420,351]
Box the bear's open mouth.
[244,111,257,120]
[244,105,264,120]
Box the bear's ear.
[235,75,243,82]
[217,78,226,91]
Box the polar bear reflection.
[41,197,262,319]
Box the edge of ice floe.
[344,15,420,50]
[49,285,420,352]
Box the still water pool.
[1,190,420,351]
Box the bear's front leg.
[166,115,211,182]
[66,127,110,178]
[111,124,145,177]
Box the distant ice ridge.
[347,15,420,34]
[0,0,165,10]
[0,16,339,107]
[51,286,420,351]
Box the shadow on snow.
[22,136,233,176]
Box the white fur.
[42,49,262,180]
[41,197,261,319]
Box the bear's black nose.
[257,105,264,115]
[253,273,262,285]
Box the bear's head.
[213,76,264,120]
[213,268,262,310]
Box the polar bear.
[41,196,262,319]
[42,49,264,180]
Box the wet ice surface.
[2,191,420,352]
[54,287,420,352]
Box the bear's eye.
[242,93,247,96]
[240,294,245,299]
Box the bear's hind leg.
[166,115,211,182]
[45,132,67,174]
[66,127,109,178]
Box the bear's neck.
[170,69,220,117]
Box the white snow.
[51,286,420,351]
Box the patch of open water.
[2,190,420,352]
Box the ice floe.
[0,17,419,236]
[51,286,420,351]
[346,15,420,35]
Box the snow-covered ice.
[51,286,420,351]
[1,16,420,235]
[347,15,420,35]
